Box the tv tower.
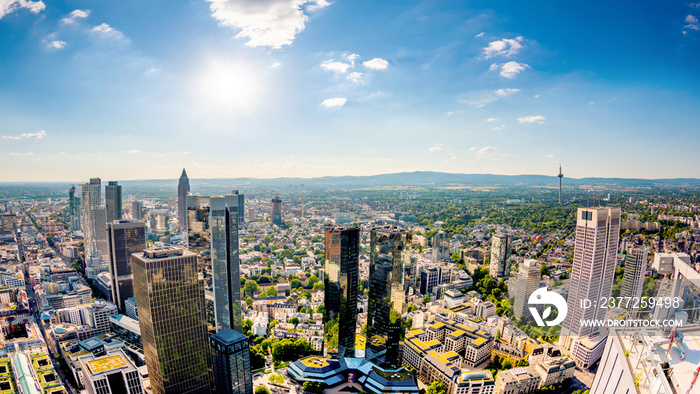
[558,164,564,204]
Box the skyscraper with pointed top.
[558,164,564,204]
[178,168,190,232]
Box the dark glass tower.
[187,195,242,333]
[211,328,253,394]
[178,168,190,232]
[105,181,122,222]
[69,185,80,230]
[271,196,282,225]
[324,225,360,359]
[132,247,212,394]
[366,226,410,368]
[107,220,146,310]
[232,190,245,227]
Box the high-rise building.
[78,349,144,394]
[105,181,122,222]
[131,200,143,221]
[271,195,282,225]
[187,195,242,333]
[232,190,245,227]
[81,178,109,261]
[69,185,81,231]
[559,207,621,368]
[324,225,360,359]
[210,328,253,394]
[513,259,541,319]
[489,233,512,279]
[620,248,648,304]
[132,247,212,394]
[419,266,439,295]
[432,231,450,263]
[366,226,410,368]
[178,168,190,232]
[107,220,146,310]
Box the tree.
[307,275,320,288]
[268,373,285,386]
[263,236,272,246]
[540,265,551,277]
[424,294,431,303]
[312,282,324,290]
[244,319,254,332]
[302,381,325,394]
[290,279,303,289]
[255,386,270,394]
[316,304,325,314]
[246,296,254,308]
[245,280,260,297]
[426,381,448,394]
[270,320,279,330]
[502,360,512,370]
[289,317,300,328]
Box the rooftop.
[86,355,129,375]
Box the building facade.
[107,220,146,310]
[620,247,648,304]
[132,247,212,394]
[271,196,282,225]
[513,259,541,319]
[105,181,122,223]
[324,225,360,359]
[489,234,512,279]
[177,168,190,232]
[210,328,253,394]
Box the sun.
[196,61,261,113]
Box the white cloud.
[363,58,389,70]
[546,153,555,158]
[469,147,477,151]
[347,53,359,63]
[45,40,67,49]
[92,23,126,40]
[9,152,34,156]
[458,88,519,107]
[127,149,141,154]
[482,36,524,58]
[321,59,353,73]
[2,130,46,139]
[346,71,363,83]
[517,115,546,124]
[320,97,347,108]
[491,125,506,131]
[494,88,520,96]
[475,32,484,38]
[429,146,442,152]
[486,118,497,122]
[685,14,700,30]
[205,0,330,49]
[61,9,90,24]
[490,61,529,79]
[474,146,497,158]
[0,0,45,19]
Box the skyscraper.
[107,220,146,310]
[211,328,253,394]
[178,168,190,232]
[489,233,512,279]
[559,207,620,368]
[105,181,122,222]
[620,248,648,304]
[187,195,242,333]
[513,259,541,319]
[432,231,450,263]
[271,195,282,226]
[69,185,80,231]
[366,226,410,368]
[232,190,245,227]
[324,225,360,359]
[132,247,212,394]
[131,200,143,221]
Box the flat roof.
[472,337,488,347]
[86,355,128,375]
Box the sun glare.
[196,61,261,113]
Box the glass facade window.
[211,328,253,394]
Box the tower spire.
[557,163,564,204]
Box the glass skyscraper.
[324,225,360,359]
[187,194,243,333]
[105,180,122,222]
[107,220,146,310]
[366,226,410,368]
[178,168,190,232]
[132,247,212,394]
[211,328,253,394]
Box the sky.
[1,0,700,182]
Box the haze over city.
[2,0,700,181]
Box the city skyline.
[2,1,700,181]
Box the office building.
[78,349,144,394]
[366,226,410,368]
[105,181,122,222]
[271,195,282,225]
[178,168,190,232]
[69,185,81,231]
[419,266,440,295]
[232,190,245,227]
[132,247,212,394]
[620,247,648,304]
[559,207,621,368]
[187,195,243,333]
[433,231,450,263]
[324,225,360,359]
[107,220,146,310]
[513,259,541,319]
[81,178,110,261]
[131,200,143,221]
[489,234,512,279]
[211,328,253,394]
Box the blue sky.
[1,0,699,181]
